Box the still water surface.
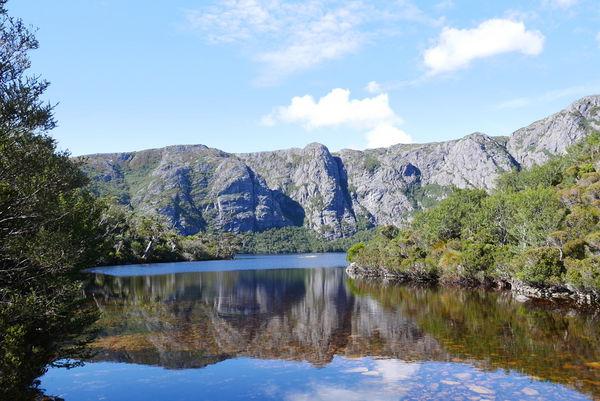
[41,253,600,400]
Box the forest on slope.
[348,133,600,297]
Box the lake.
[41,253,600,400]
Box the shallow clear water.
[41,253,600,400]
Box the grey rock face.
[338,133,518,226]
[240,143,356,239]
[207,158,290,232]
[82,95,599,238]
[84,145,292,235]
[507,96,600,167]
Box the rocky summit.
[82,95,600,239]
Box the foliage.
[565,257,600,292]
[239,226,374,254]
[350,132,600,294]
[410,183,454,210]
[0,129,102,398]
[497,157,567,192]
[0,2,108,397]
[347,242,365,262]
[412,189,487,245]
[0,4,236,398]
[0,0,54,132]
[513,247,564,286]
[96,201,240,265]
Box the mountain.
[82,95,600,239]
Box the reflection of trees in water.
[350,281,600,399]
[1,276,98,401]
[89,269,600,398]
[89,268,441,367]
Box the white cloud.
[366,124,412,148]
[186,0,276,43]
[286,384,399,401]
[264,88,398,129]
[424,19,545,75]
[186,1,439,84]
[255,4,365,85]
[263,88,412,148]
[365,81,383,94]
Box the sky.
[10,0,600,155]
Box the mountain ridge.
[82,95,600,239]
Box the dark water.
[41,253,600,400]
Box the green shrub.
[564,206,599,236]
[413,189,487,245]
[497,158,566,192]
[379,225,400,240]
[565,257,600,292]
[585,231,600,253]
[563,238,587,259]
[460,242,497,281]
[400,256,438,281]
[583,181,600,203]
[438,248,462,283]
[514,247,564,286]
[347,242,365,262]
[505,188,565,247]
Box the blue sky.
[11,0,600,155]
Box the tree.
[505,188,565,248]
[0,2,101,399]
[412,188,487,246]
[0,0,54,132]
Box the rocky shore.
[346,263,600,306]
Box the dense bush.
[350,132,600,293]
[514,247,564,286]
[239,226,374,254]
[412,189,487,245]
[0,2,106,397]
[98,203,239,265]
[347,242,365,262]
[565,257,600,292]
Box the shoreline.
[345,263,600,306]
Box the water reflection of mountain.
[88,268,600,398]
[89,268,445,367]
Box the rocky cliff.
[82,95,600,238]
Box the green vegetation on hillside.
[349,133,600,295]
[239,226,374,254]
[99,202,239,264]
